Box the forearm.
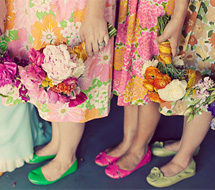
[85,0,107,18]
[172,0,189,27]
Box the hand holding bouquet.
[19,22,116,107]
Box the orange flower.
[143,80,154,92]
[145,66,160,83]
[80,107,101,122]
[165,0,175,16]
[154,78,170,90]
[148,92,164,103]
[209,32,215,48]
[73,9,86,23]
[188,35,198,46]
[31,14,67,50]
[184,11,197,35]
[210,0,215,6]
[114,47,125,71]
[6,0,15,30]
[156,73,171,82]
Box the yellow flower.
[31,14,67,50]
[42,76,54,87]
[114,47,125,71]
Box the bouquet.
[142,14,197,104]
[0,40,29,105]
[19,44,87,107]
[184,77,215,122]
[19,22,117,107]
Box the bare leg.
[160,112,212,177]
[116,102,161,170]
[36,122,60,156]
[106,105,138,157]
[41,122,85,181]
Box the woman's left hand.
[155,18,182,57]
[80,15,109,57]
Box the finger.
[169,39,178,57]
[155,33,169,45]
[98,37,105,51]
[80,32,85,42]
[85,41,94,57]
[103,34,109,47]
[92,39,99,55]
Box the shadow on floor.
[1,95,215,189]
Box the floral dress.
[113,0,175,106]
[4,0,116,122]
[160,0,215,116]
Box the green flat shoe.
[146,159,196,188]
[151,141,200,157]
[28,159,78,185]
[27,153,56,164]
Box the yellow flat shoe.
[146,159,196,188]
[151,141,200,157]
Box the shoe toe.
[28,168,45,185]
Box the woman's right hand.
[0,0,7,35]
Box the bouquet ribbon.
[157,41,172,66]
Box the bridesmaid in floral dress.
[2,0,116,185]
[147,0,215,187]
[95,0,187,179]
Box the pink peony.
[28,48,45,66]
[0,62,17,87]
[58,94,70,104]
[47,90,59,104]
[63,77,78,86]
[42,44,78,84]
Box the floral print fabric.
[160,0,215,116]
[4,0,116,122]
[113,0,175,106]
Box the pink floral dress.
[113,0,175,106]
[3,0,116,122]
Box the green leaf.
[60,20,67,28]
[6,97,13,105]
[4,36,10,43]
[189,5,196,12]
[208,30,213,38]
[29,35,33,44]
[187,114,194,123]
[9,30,18,41]
[69,13,74,22]
[0,42,8,52]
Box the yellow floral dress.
[160,0,215,116]
[113,0,175,106]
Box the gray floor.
[1,95,215,190]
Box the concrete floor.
[0,95,215,189]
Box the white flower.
[142,59,159,76]
[72,59,85,78]
[210,118,215,130]
[42,44,79,84]
[0,84,13,95]
[172,56,184,67]
[158,79,187,101]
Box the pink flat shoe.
[95,151,120,167]
[105,147,151,179]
